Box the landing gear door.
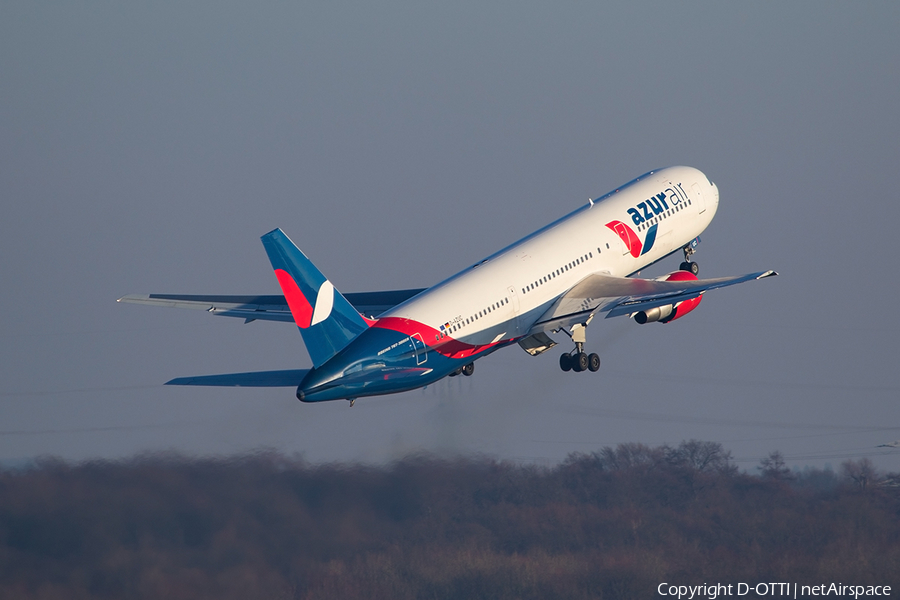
[410,332,427,365]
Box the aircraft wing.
[118,288,426,323]
[531,270,777,332]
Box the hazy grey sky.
[2,2,899,470]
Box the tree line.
[0,442,897,599]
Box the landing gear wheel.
[449,367,462,377]
[588,353,601,372]
[573,352,589,372]
[680,261,699,275]
[461,362,475,377]
[559,353,573,372]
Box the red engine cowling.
[633,270,702,324]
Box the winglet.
[261,229,369,368]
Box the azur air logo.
[606,221,657,258]
[628,193,670,225]
[606,184,689,258]
[627,182,688,226]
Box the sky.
[2,2,899,471]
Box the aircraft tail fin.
[261,229,370,368]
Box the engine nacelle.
[634,304,674,324]
[633,270,703,324]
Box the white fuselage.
[383,166,719,345]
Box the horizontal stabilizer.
[166,369,310,387]
[117,289,425,322]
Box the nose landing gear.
[679,238,700,275]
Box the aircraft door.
[612,221,633,256]
[507,285,521,333]
[410,332,427,365]
[692,182,706,214]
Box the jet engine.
[633,270,702,324]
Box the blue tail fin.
[261,229,369,368]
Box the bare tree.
[758,451,793,481]
[668,440,736,474]
[841,458,877,491]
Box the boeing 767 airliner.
[120,166,776,404]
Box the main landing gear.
[559,351,600,373]
[679,239,700,275]
[449,362,475,377]
[558,323,600,373]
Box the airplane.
[119,166,776,405]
